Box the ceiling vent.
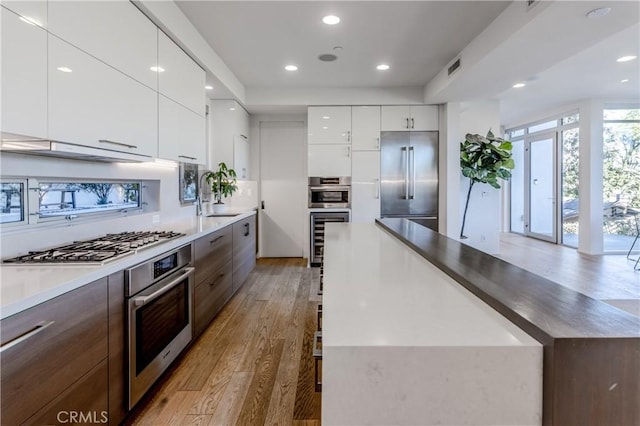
[318,54,338,62]
[447,58,461,77]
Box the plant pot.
[211,202,226,213]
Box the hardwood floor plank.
[264,269,312,425]
[235,339,285,425]
[208,372,253,426]
[178,414,212,426]
[292,301,322,420]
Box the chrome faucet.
[196,171,210,216]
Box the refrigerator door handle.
[409,146,415,199]
[401,146,409,200]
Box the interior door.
[526,132,558,242]
[259,121,306,257]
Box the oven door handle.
[133,267,195,307]
[309,186,351,190]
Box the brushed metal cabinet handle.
[347,131,351,142]
[411,118,415,129]
[209,273,225,287]
[178,155,197,160]
[98,139,137,149]
[0,321,55,353]
[244,222,250,237]
[405,118,409,129]
[210,235,225,244]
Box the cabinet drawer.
[0,278,108,426]
[233,216,256,292]
[25,359,108,426]
[194,225,233,286]
[194,260,233,337]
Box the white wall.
[442,100,502,254]
[0,153,195,258]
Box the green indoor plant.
[204,162,238,210]
[460,130,514,239]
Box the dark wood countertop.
[376,218,640,426]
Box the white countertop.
[0,209,257,319]
[323,222,540,348]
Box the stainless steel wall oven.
[308,177,351,208]
[126,244,194,409]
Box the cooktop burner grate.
[3,230,184,264]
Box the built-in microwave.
[308,177,351,208]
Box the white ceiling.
[175,1,639,122]
[176,1,509,88]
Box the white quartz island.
[322,223,542,425]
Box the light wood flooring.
[125,258,322,426]
[497,232,640,305]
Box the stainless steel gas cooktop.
[3,231,184,264]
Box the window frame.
[0,178,29,228]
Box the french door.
[525,132,559,243]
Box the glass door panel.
[528,134,557,242]
[510,140,525,233]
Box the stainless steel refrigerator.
[380,131,438,230]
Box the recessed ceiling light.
[229,107,236,111]
[57,66,73,73]
[322,15,340,25]
[621,79,629,83]
[322,126,329,130]
[586,7,611,18]
[19,16,42,26]
[376,64,390,71]
[512,83,526,88]
[285,65,298,71]
[205,85,213,90]
[616,56,637,62]
[322,116,331,119]
[150,66,165,72]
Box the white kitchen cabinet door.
[0,1,46,28]
[1,6,47,139]
[351,106,380,151]
[381,106,412,131]
[351,151,381,222]
[308,144,351,177]
[48,36,157,158]
[159,95,206,164]
[410,105,439,131]
[381,105,439,131]
[48,1,157,90]
[158,31,206,116]
[308,106,351,144]
[233,135,250,179]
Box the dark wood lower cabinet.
[232,215,257,292]
[25,359,109,426]
[108,272,126,426]
[0,278,108,426]
[194,260,233,337]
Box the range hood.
[0,133,152,163]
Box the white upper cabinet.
[211,100,250,175]
[381,105,438,131]
[308,107,351,144]
[351,151,381,223]
[159,95,205,164]
[308,144,352,177]
[0,1,47,28]
[1,6,47,139]
[158,31,205,116]
[48,35,157,158]
[48,1,158,90]
[351,106,380,151]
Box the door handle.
[401,146,409,200]
[244,222,250,237]
[261,200,265,210]
[409,147,415,199]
